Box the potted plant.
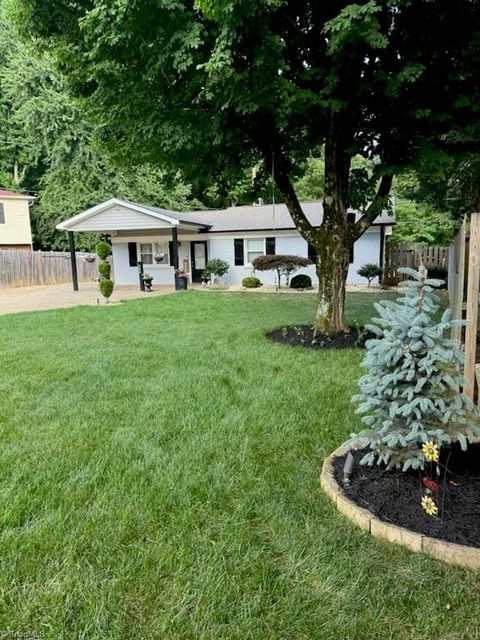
[154,252,166,264]
[174,269,188,290]
[142,273,154,292]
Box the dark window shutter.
[265,237,276,255]
[234,239,244,266]
[169,241,174,266]
[0,203,4,223]
[347,212,356,263]
[128,242,138,267]
[308,243,317,263]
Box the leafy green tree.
[17,0,480,332]
[392,200,457,246]
[293,156,324,201]
[0,1,40,192]
[0,2,202,249]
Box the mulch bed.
[332,444,480,548]
[266,325,374,350]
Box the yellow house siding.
[0,198,33,246]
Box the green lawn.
[1,290,479,640]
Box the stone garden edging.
[321,445,480,571]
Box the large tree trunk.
[312,114,352,333]
[262,117,391,336]
[313,229,351,334]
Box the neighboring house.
[57,198,394,286]
[0,190,35,250]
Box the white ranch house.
[57,199,394,288]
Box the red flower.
[422,477,439,492]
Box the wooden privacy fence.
[0,250,98,288]
[384,241,449,284]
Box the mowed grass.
[0,290,479,640]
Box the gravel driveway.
[0,282,174,315]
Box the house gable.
[64,203,177,232]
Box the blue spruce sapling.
[346,267,480,470]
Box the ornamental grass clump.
[346,267,480,471]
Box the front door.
[190,241,208,282]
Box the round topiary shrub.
[290,274,312,289]
[99,279,114,301]
[98,261,111,279]
[96,241,112,261]
[242,276,262,288]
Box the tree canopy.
[0,1,203,249]
[15,0,480,331]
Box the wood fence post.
[450,218,466,344]
[464,212,480,400]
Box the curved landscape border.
[321,445,480,571]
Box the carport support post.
[172,226,179,289]
[68,231,79,291]
[171,226,179,270]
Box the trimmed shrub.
[96,240,114,301]
[290,274,312,289]
[99,279,114,300]
[242,276,262,288]
[202,258,230,279]
[98,261,111,279]
[357,263,383,286]
[251,254,312,288]
[96,241,112,260]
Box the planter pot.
[143,281,153,292]
[175,276,188,291]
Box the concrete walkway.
[0,282,174,315]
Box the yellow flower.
[422,440,439,463]
[421,495,438,517]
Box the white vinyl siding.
[69,205,174,232]
[0,198,32,245]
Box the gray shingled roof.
[175,201,394,232]
[127,202,210,227]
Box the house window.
[234,239,244,265]
[265,237,276,255]
[246,238,264,264]
[153,241,169,264]
[0,203,4,224]
[139,243,153,265]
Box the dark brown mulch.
[332,444,480,548]
[266,325,374,350]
